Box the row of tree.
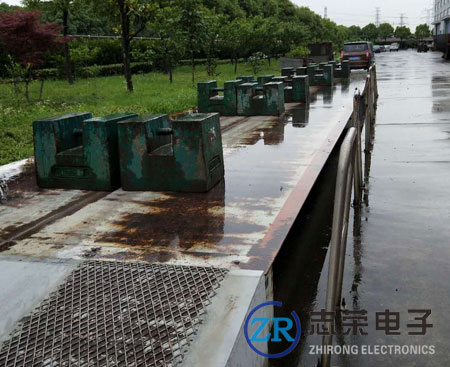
[346,22,432,43]
[0,0,433,94]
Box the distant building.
[433,0,450,57]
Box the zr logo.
[244,301,301,358]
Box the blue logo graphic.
[244,301,301,358]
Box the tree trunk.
[169,68,173,83]
[118,0,134,92]
[24,79,30,102]
[191,52,195,85]
[234,57,238,74]
[39,79,45,101]
[62,9,74,85]
[190,38,195,85]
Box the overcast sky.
[292,0,434,29]
[2,0,434,30]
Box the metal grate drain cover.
[0,261,228,367]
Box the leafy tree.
[150,6,186,83]
[178,0,207,85]
[378,22,394,41]
[91,0,155,92]
[415,24,431,39]
[24,0,76,84]
[362,23,378,42]
[247,51,265,75]
[0,2,21,12]
[116,0,155,91]
[347,25,362,41]
[286,45,310,58]
[202,11,225,76]
[277,20,311,56]
[256,17,279,64]
[0,10,63,100]
[395,26,411,41]
[296,6,324,42]
[219,17,248,73]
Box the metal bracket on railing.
[320,65,378,367]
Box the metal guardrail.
[320,65,378,367]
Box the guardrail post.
[352,93,362,206]
[364,75,372,189]
[321,128,357,367]
[321,66,378,367]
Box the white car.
[390,43,400,52]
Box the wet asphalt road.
[272,50,450,367]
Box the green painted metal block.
[307,63,333,87]
[198,80,241,116]
[321,65,334,86]
[33,112,137,191]
[197,81,222,114]
[272,76,289,84]
[223,80,241,116]
[237,82,284,116]
[34,113,91,188]
[237,82,258,116]
[342,61,350,77]
[307,64,318,81]
[334,60,351,78]
[237,76,254,83]
[118,113,224,192]
[263,82,285,116]
[292,75,310,103]
[281,67,295,77]
[296,67,307,76]
[257,75,274,87]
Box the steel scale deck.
[0,75,365,367]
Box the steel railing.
[320,65,378,367]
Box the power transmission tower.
[400,13,406,26]
[324,6,328,19]
[376,7,381,27]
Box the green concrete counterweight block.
[198,80,222,114]
[237,76,254,83]
[334,60,351,78]
[198,80,242,116]
[263,82,285,115]
[292,75,310,103]
[307,64,318,80]
[296,67,307,75]
[118,113,224,193]
[33,112,137,191]
[281,67,295,77]
[237,82,285,116]
[257,75,274,87]
[322,64,334,86]
[237,82,258,116]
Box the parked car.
[341,41,375,70]
[373,45,381,53]
[380,45,388,52]
[390,43,400,52]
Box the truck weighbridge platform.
[0,75,365,367]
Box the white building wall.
[434,0,450,34]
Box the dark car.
[341,41,374,70]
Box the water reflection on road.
[271,50,450,367]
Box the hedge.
[37,62,154,80]
[34,58,237,80]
